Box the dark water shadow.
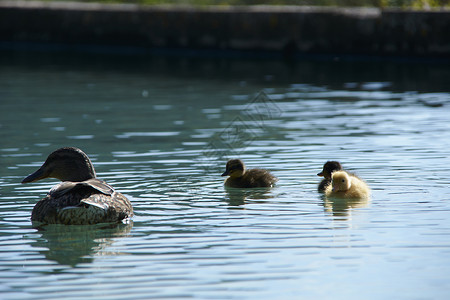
[2,49,450,93]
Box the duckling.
[317,161,343,192]
[325,171,370,199]
[22,147,133,225]
[221,159,277,188]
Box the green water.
[1,51,450,299]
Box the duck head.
[331,171,351,192]
[221,159,245,178]
[317,161,342,180]
[22,147,96,183]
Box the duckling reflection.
[22,147,133,225]
[29,222,132,267]
[221,159,277,188]
[322,196,370,218]
[225,187,275,207]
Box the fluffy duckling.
[22,147,133,225]
[221,159,277,188]
[325,171,370,199]
[317,161,343,192]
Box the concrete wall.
[1,1,449,58]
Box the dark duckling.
[317,161,343,192]
[221,159,277,188]
[22,147,133,225]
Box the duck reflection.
[30,222,132,267]
[225,187,274,207]
[322,196,370,219]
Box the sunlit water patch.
[1,52,450,299]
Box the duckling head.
[317,161,342,180]
[22,147,96,184]
[331,171,351,192]
[221,159,245,178]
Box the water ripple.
[1,57,450,299]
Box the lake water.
[1,50,450,299]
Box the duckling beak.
[317,171,324,177]
[221,170,229,176]
[22,167,48,184]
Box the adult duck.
[221,159,277,188]
[22,147,133,225]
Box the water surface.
[1,51,450,299]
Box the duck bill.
[317,171,324,177]
[221,170,229,176]
[22,167,48,184]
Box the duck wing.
[58,192,133,225]
[49,179,114,198]
[32,179,132,225]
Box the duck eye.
[342,179,345,183]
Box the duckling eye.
[342,179,345,183]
